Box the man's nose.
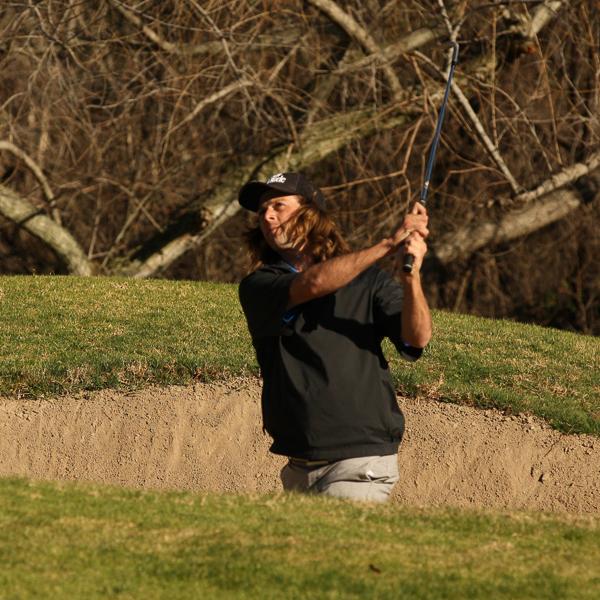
[263,207,276,222]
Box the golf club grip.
[403,253,415,274]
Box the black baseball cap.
[238,172,326,212]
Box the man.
[238,172,431,503]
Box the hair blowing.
[245,200,350,270]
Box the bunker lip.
[0,378,598,513]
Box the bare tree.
[0,0,598,331]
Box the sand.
[0,377,598,512]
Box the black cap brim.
[238,181,296,212]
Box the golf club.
[403,41,459,274]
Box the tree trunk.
[0,185,92,276]
[435,156,600,264]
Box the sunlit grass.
[0,275,598,435]
[1,477,598,600]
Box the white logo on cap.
[267,173,286,184]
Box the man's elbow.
[407,339,430,351]
[417,331,432,348]
[287,272,321,308]
[404,329,432,349]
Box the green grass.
[1,277,598,598]
[0,275,251,396]
[386,313,600,435]
[0,275,598,435]
[1,477,598,600]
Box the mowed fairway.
[1,478,599,600]
[0,275,599,599]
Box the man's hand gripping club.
[286,202,429,311]
[390,201,429,277]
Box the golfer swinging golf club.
[238,172,431,502]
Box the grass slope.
[0,275,598,435]
[1,477,599,600]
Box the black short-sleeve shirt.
[239,259,422,461]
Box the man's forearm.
[401,274,432,348]
[288,239,393,308]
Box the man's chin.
[265,234,294,252]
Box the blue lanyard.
[281,258,299,273]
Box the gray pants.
[280,454,399,503]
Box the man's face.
[258,194,303,251]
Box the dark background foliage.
[0,0,598,333]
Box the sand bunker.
[0,378,598,512]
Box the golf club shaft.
[403,41,459,274]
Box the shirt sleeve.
[238,268,298,339]
[372,268,423,362]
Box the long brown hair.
[245,200,350,270]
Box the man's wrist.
[401,271,425,293]
[379,237,395,254]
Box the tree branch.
[515,152,600,205]
[434,155,600,264]
[125,105,415,278]
[434,189,582,265]
[161,79,254,157]
[0,184,92,275]
[107,1,315,58]
[307,0,404,100]
[335,0,565,78]
[108,0,180,54]
[109,0,569,278]
[0,141,61,223]
[122,38,536,279]
[305,44,354,127]
[332,25,446,76]
[415,51,523,195]
[525,0,564,39]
